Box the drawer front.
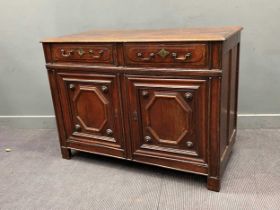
[51,44,115,64]
[126,76,209,165]
[56,72,125,157]
[124,43,209,68]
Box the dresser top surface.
[42,26,242,43]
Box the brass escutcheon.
[157,48,170,58]
[77,48,85,56]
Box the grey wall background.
[0,0,279,127]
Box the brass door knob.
[106,129,113,136]
[101,85,108,93]
[144,136,152,143]
[69,84,75,90]
[186,141,193,148]
[184,92,193,101]
[142,90,149,97]
[74,124,81,132]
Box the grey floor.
[0,127,279,210]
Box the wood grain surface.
[42,26,242,43]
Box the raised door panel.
[126,76,209,173]
[141,91,194,146]
[56,72,125,157]
[70,84,110,134]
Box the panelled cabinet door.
[126,76,209,168]
[56,72,125,157]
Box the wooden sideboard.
[42,26,242,191]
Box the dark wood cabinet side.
[220,34,241,176]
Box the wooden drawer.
[124,43,209,68]
[51,44,115,65]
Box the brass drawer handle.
[172,52,192,61]
[89,49,104,59]
[136,52,155,61]
[61,49,73,57]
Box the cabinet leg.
[207,176,220,192]
[61,147,71,159]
